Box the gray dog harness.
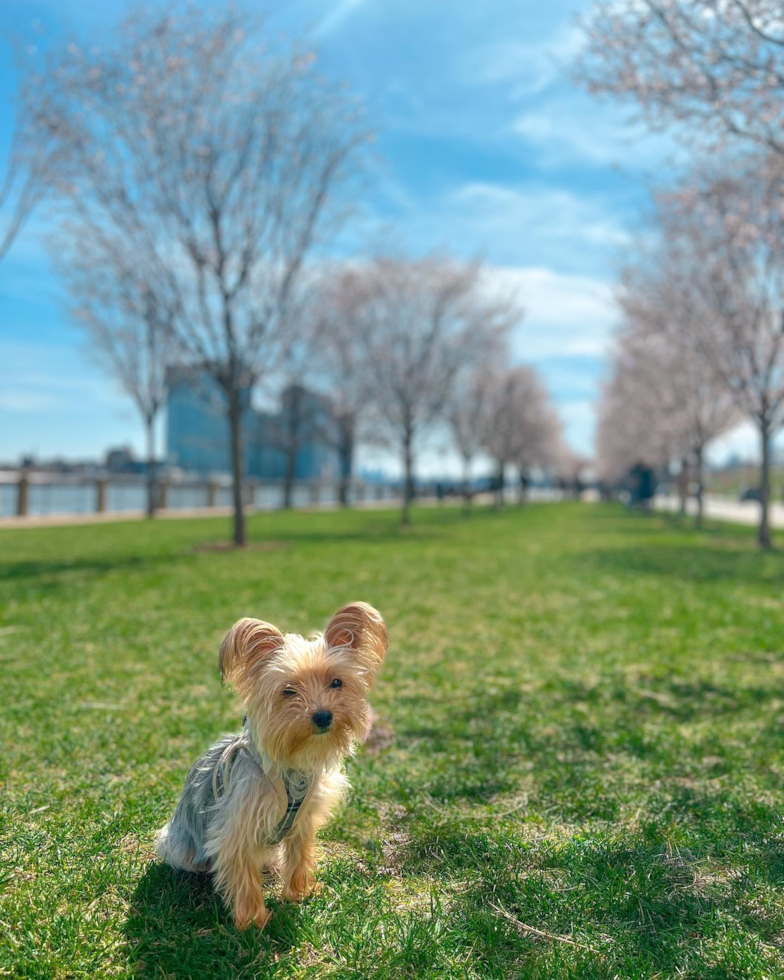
[211,729,318,845]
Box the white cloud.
[478,262,617,454]
[512,95,681,170]
[483,264,617,360]
[436,181,630,274]
[453,182,629,249]
[0,389,57,412]
[467,23,586,97]
[314,0,371,38]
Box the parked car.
[739,487,763,503]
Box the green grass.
[2,503,784,979]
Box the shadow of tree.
[0,555,153,582]
[579,543,784,585]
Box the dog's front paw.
[282,873,321,903]
[233,903,271,931]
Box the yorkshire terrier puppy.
[155,601,387,930]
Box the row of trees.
[320,258,565,523]
[4,4,564,543]
[578,0,784,548]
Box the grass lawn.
[2,503,784,979]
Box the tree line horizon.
[576,0,784,549]
[1,3,569,544]
[6,1,784,547]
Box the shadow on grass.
[0,555,155,583]
[0,555,185,606]
[0,520,421,592]
[243,503,508,546]
[580,542,784,584]
[0,508,479,587]
[124,862,318,979]
[553,674,784,724]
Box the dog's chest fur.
[155,733,336,872]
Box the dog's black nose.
[312,710,332,730]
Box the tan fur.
[280,769,347,902]
[219,618,285,688]
[176,602,387,930]
[324,602,388,685]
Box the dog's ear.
[219,618,284,686]
[324,602,388,682]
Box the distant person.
[628,462,655,511]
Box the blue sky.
[2,0,752,473]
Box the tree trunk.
[694,445,704,529]
[759,418,772,550]
[282,388,301,510]
[228,393,246,547]
[462,456,472,516]
[495,461,505,509]
[283,447,296,509]
[145,414,157,519]
[517,469,528,506]
[338,473,350,508]
[402,427,414,525]
[677,456,688,517]
[338,415,354,508]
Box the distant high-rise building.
[166,372,342,480]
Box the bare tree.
[576,0,784,155]
[551,448,591,500]
[36,5,369,545]
[649,158,784,546]
[513,403,562,504]
[446,366,497,514]
[311,269,375,507]
[599,304,736,525]
[595,346,673,496]
[481,365,557,507]
[56,225,176,517]
[340,256,517,524]
[0,47,64,261]
[617,265,738,527]
[444,316,510,514]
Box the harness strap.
[210,730,320,844]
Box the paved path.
[654,493,784,528]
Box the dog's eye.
[282,688,297,698]
[329,678,342,689]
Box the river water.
[0,480,384,519]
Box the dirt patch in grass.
[364,715,396,754]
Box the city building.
[166,371,343,481]
[105,446,148,474]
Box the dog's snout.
[312,709,333,730]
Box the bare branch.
[36,5,370,544]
